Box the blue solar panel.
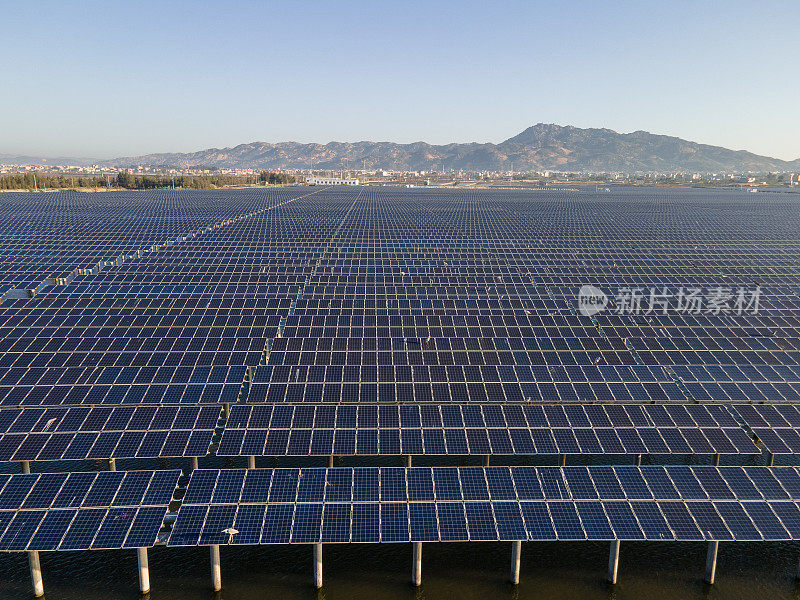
[215,404,757,457]
[686,502,732,540]
[575,502,614,539]
[409,502,438,542]
[549,501,585,540]
[0,470,179,551]
[321,503,350,543]
[604,501,645,540]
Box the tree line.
[0,171,296,191]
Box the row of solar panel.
[271,335,622,352]
[672,365,800,383]
[0,471,180,511]
[734,404,800,428]
[0,428,215,461]
[1,296,287,311]
[262,348,800,377]
[0,365,249,387]
[265,339,789,359]
[0,363,675,388]
[225,403,740,429]
[0,375,796,407]
[730,404,800,455]
[254,364,675,384]
[168,499,800,545]
[0,506,171,551]
[253,363,674,384]
[180,467,800,505]
[0,325,279,345]
[244,381,683,404]
[0,406,222,434]
[0,383,241,406]
[0,361,254,386]
[215,426,756,456]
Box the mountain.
[15,125,800,173]
[499,124,800,173]
[0,153,97,167]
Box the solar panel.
[0,470,180,551]
[0,406,221,461]
[733,404,800,454]
[218,404,757,456]
[169,465,800,546]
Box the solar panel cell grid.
[0,470,179,551]
[168,465,800,546]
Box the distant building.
[306,176,359,186]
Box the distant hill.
[0,153,95,167]
[6,125,800,173]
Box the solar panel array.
[0,405,222,461]
[218,403,758,456]
[0,470,179,551]
[3,186,800,558]
[2,187,800,411]
[0,190,287,299]
[0,188,319,409]
[168,466,800,545]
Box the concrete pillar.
[510,540,521,584]
[137,547,150,594]
[634,454,642,466]
[767,453,774,467]
[190,456,199,471]
[607,540,620,584]
[327,455,334,468]
[29,550,44,597]
[21,460,31,474]
[314,543,323,588]
[482,455,490,467]
[705,541,718,584]
[210,544,221,592]
[712,453,720,466]
[412,542,422,586]
[248,455,256,469]
[404,455,412,468]
[224,403,230,417]
[559,454,566,467]
[108,458,116,471]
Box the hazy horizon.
[2,0,799,160]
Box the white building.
[307,176,359,186]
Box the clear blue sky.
[2,0,799,160]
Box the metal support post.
[137,547,150,594]
[29,550,44,597]
[412,542,422,586]
[510,540,521,584]
[314,543,323,588]
[210,544,221,591]
[705,541,719,584]
[607,540,620,584]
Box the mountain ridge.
[4,125,799,173]
[103,124,800,173]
